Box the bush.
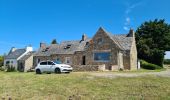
[119,68,124,71]
[6,65,16,72]
[164,59,170,64]
[0,67,5,71]
[140,60,162,70]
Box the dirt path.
[89,69,170,78]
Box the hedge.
[140,60,162,70]
[164,59,170,64]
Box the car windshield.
[54,60,62,64]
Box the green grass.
[0,72,170,100]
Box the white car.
[35,61,73,74]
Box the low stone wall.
[72,65,100,72]
[72,64,120,72]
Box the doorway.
[82,56,86,65]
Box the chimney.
[11,47,17,52]
[82,34,87,41]
[8,47,17,55]
[26,45,33,52]
[40,42,46,49]
[127,28,135,37]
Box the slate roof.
[19,51,35,61]
[5,49,26,59]
[112,34,133,50]
[34,39,91,56]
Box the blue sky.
[0,0,170,58]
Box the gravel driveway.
[89,69,170,78]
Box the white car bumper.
[61,67,73,72]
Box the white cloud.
[123,26,129,31]
[123,1,143,31]
[125,17,130,25]
[125,2,143,14]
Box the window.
[65,57,71,64]
[37,59,40,63]
[94,52,110,62]
[48,61,55,65]
[6,61,10,66]
[97,38,103,44]
[64,44,71,49]
[40,62,47,65]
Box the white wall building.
[4,46,33,70]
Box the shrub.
[164,59,170,64]
[0,67,5,71]
[119,68,124,71]
[140,60,162,70]
[6,65,16,72]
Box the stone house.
[34,27,137,71]
[4,46,34,72]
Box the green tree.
[0,56,4,67]
[136,19,170,67]
[51,39,58,44]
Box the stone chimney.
[127,28,135,37]
[82,34,87,41]
[40,42,46,49]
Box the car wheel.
[36,69,41,74]
[55,68,61,74]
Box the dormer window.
[64,44,71,49]
[42,47,50,52]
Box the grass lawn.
[0,71,170,100]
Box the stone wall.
[130,35,138,70]
[34,54,83,67]
[84,28,119,70]
[33,56,51,68]
[24,55,34,72]
[72,65,99,72]
[123,51,130,70]
[73,51,84,65]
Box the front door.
[19,62,24,72]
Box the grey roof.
[19,51,35,61]
[112,34,133,50]
[35,39,91,56]
[5,49,26,59]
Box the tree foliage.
[51,39,58,44]
[0,56,4,67]
[136,19,170,67]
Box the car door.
[47,61,55,72]
[39,61,48,72]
